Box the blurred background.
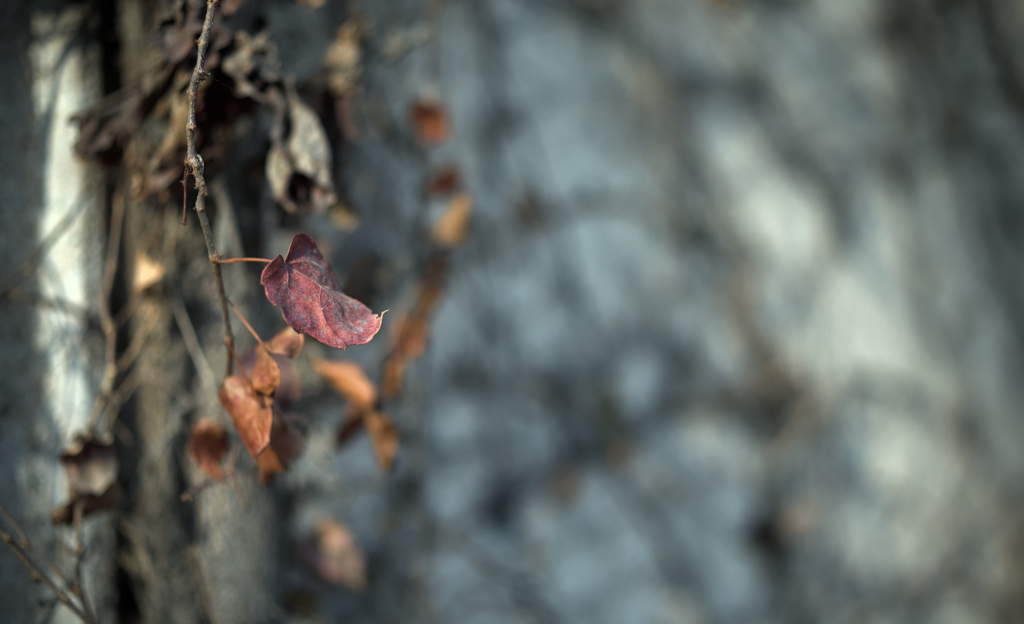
[2,0,1024,623]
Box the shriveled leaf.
[266,92,337,214]
[222,30,283,100]
[72,90,142,161]
[219,375,273,457]
[261,233,384,349]
[324,16,364,97]
[187,419,228,480]
[53,434,122,524]
[266,326,305,358]
[256,414,304,484]
[60,435,117,498]
[410,98,450,144]
[365,412,398,472]
[304,520,366,591]
[424,164,461,197]
[381,257,448,398]
[133,252,165,293]
[238,349,302,409]
[312,359,376,410]
[431,192,473,248]
[251,347,282,396]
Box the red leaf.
[261,233,384,349]
[187,419,228,480]
[410,99,450,144]
[219,375,273,457]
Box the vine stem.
[184,0,234,377]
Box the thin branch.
[171,295,217,396]
[0,196,90,302]
[184,0,234,378]
[0,503,96,624]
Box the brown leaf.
[312,359,377,410]
[381,256,448,398]
[256,414,304,484]
[53,435,121,524]
[303,520,366,591]
[72,90,142,161]
[266,92,337,214]
[60,435,117,498]
[219,375,273,457]
[251,347,282,396]
[431,192,473,249]
[410,98,450,144]
[187,419,229,480]
[238,350,302,409]
[266,326,305,358]
[424,164,461,197]
[365,412,398,472]
[261,233,384,349]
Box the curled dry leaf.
[304,520,366,591]
[238,349,302,409]
[312,359,377,410]
[250,347,282,396]
[219,375,273,457]
[72,90,142,161]
[365,412,399,472]
[256,414,304,484]
[52,435,122,524]
[266,92,337,214]
[431,192,473,249]
[262,233,384,350]
[324,16,364,98]
[134,252,165,293]
[410,98,450,144]
[266,326,305,358]
[382,256,448,398]
[188,419,229,480]
[424,164,461,198]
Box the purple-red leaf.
[261,233,383,349]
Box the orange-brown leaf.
[312,359,377,410]
[250,347,281,396]
[410,99,450,144]
[219,375,273,457]
[365,412,398,472]
[430,192,473,248]
[187,419,229,480]
[424,165,460,197]
[265,326,305,358]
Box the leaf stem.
[215,257,273,265]
[228,301,266,350]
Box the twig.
[214,257,272,265]
[184,0,234,378]
[171,295,217,396]
[0,503,96,624]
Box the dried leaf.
[381,257,448,398]
[312,359,377,409]
[72,90,142,161]
[238,349,302,409]
[424,164,461,197]
[250,347,281,396]
[219,374,273,457]
[324,17,364,97]
[261,233,384,349]
[222,30,282,100]
[266,92,337,214]
[365,412,398,472]
[187,419,228,480]
[134,252,165,293]
[410,98,450,144]
[53,435,122,524]
[431,192,473,248]
[59,435,117,498]
[266,326,305,358]
[256,414,304,484]
[304,520,366,591]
